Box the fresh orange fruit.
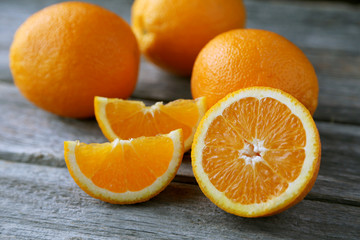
[95,97,206,152]
[131,0,246,76]
[9,2,139,118]
[64,129,183,204]
[192,87,321,217]
[191,29,319,114]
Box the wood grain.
[246,0,360,53]
[0,160,359,240]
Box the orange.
[191,29,319,114]
[192,87,321,217]
[64,129,183,204]
[131,0,246,76]
[9,2,139,118]
[95,97,206,152]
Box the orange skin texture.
[191,29,319,114]
[10,2,140,118]
[131,0,246,76]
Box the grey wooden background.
[0,0,359,239]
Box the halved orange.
[95,97,206,151]
[192,87,321,217]
[64,129,184,204]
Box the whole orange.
[9,2,140,118]
[131,0,246,76]
[191,29,319,114]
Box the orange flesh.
[74,136,174,193]
[202,97,306,204]
[105,99,199,140]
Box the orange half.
[192,87,321,217]
[95,97,206,151]
[64,129,184,204]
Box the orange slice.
[192,87,321,217]
[64,129,184,204]
[95,97,206,151]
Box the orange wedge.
[64,129,184,204]
[192,87,321,217]
[95,97,206,151]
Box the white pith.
[185,97,207,151]
[65,129,183,203]
[239,140,266,166]
[192,88,320,216]
[142,102,162,115]
[95,96,118,140]
[95,96,207,152]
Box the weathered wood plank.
[315,77,360,124]
[0,160,359,240]
[134,59,192,101]
[246,0,360,53]
[302,49,360,123]
[0,83,107,165]
[0,82,359,205]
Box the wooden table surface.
[1,0,359,239]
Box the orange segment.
[159,99,202,127]
[263,149,305,182]
[95,97,206,151]
[204,116,244,149]
[192,87,321,217]
[64,129,184,204]
[90,144,128,193]
[122,143,157,192]
[224,164,254,204]
[202,146,242,192]
[222,97,259,142]
[152,110,193,143]
[257,97,306,149]
[252,162,289,204]
[131,134,175,177]
[105,100,145,121]
[74,142,112,178]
